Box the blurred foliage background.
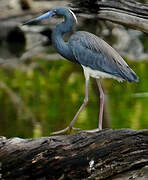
[0,0,148,138]
[0,58,147,138]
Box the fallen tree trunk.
[0,129,148,180]
[72,0,148,33]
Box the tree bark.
[0,129,148,180]
[72,0,148,33]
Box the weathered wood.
[72,0,148,33]
[0,1,68,22]
[0,129,148,179]
[1,0,148,33]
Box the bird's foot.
[51,126,82,135]
[84,128,102,133]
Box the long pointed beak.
[23,10,55,25]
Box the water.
[0,58,147,138]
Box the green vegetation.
[0,59,147,138]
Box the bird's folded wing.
[69,31,138,82]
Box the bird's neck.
[51,12,74,59]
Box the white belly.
[82,65,124,82]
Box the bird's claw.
[51,126,82,135]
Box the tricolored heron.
[23,6,139,134]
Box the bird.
[23,6,139,134]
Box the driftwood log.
[0,0,147,63]
[72,0,148,33]
[0,0,147,33]
[0,129,148,180]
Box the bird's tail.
[121,66,139,82]
[130,70,139,82]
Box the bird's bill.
[23,10,55,25]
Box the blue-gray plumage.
[69,31,138,82]
[23,6,139,134]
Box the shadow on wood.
[0,129,148,179]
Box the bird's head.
[23,6,77,25]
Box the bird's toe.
[51,126,72,135]
[51,126,82,135]
[84,128,101,133]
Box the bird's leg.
[83,79,104,133]
[51,79,89,135]
[96,79,104,130]
[69,79,89,129]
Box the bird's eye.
[53,10,57,14]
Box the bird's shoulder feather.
[69,31,127,66]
